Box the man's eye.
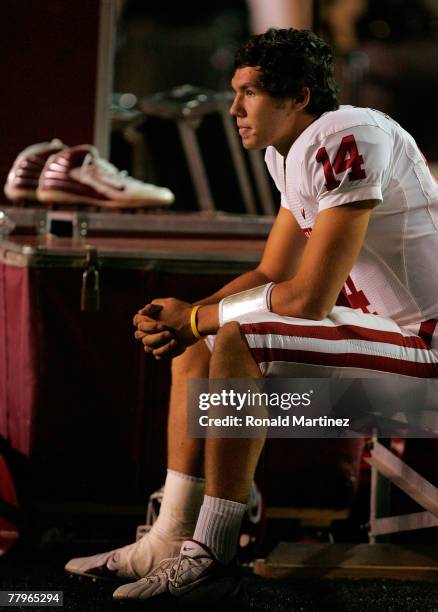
[245,89,255,97]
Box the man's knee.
[214,321,243,351]
[171,339,211,378]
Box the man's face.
[230,66,297,155]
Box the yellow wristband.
[190,305,203,340]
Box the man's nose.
[229,95,244,117]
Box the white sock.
[109,469,204,578]
[192,495,246,564]
[153,469,205,539]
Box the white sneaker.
[37,145,174,208]
[64,528,183,581]
[4,139,67,202]
[113,540,241,605]
[112,556,175,599]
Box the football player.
[67,28,438,604]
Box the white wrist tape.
[219,282,275,326]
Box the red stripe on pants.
[241,322,430,351]
[248,347,438,378]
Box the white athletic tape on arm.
[219,283,275,326]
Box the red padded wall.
[0,1,100,204]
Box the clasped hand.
[133,297,196,360]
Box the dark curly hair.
[235,28,339,116]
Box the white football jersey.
[265,105,438,335]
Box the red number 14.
[316,134,366,191]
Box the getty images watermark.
[187,378,438,438]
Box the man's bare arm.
[196,200,377,334]
[271,200,376,319]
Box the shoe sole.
[37,189,173,209]
[65,568,136,583]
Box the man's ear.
[293,87,310,112]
